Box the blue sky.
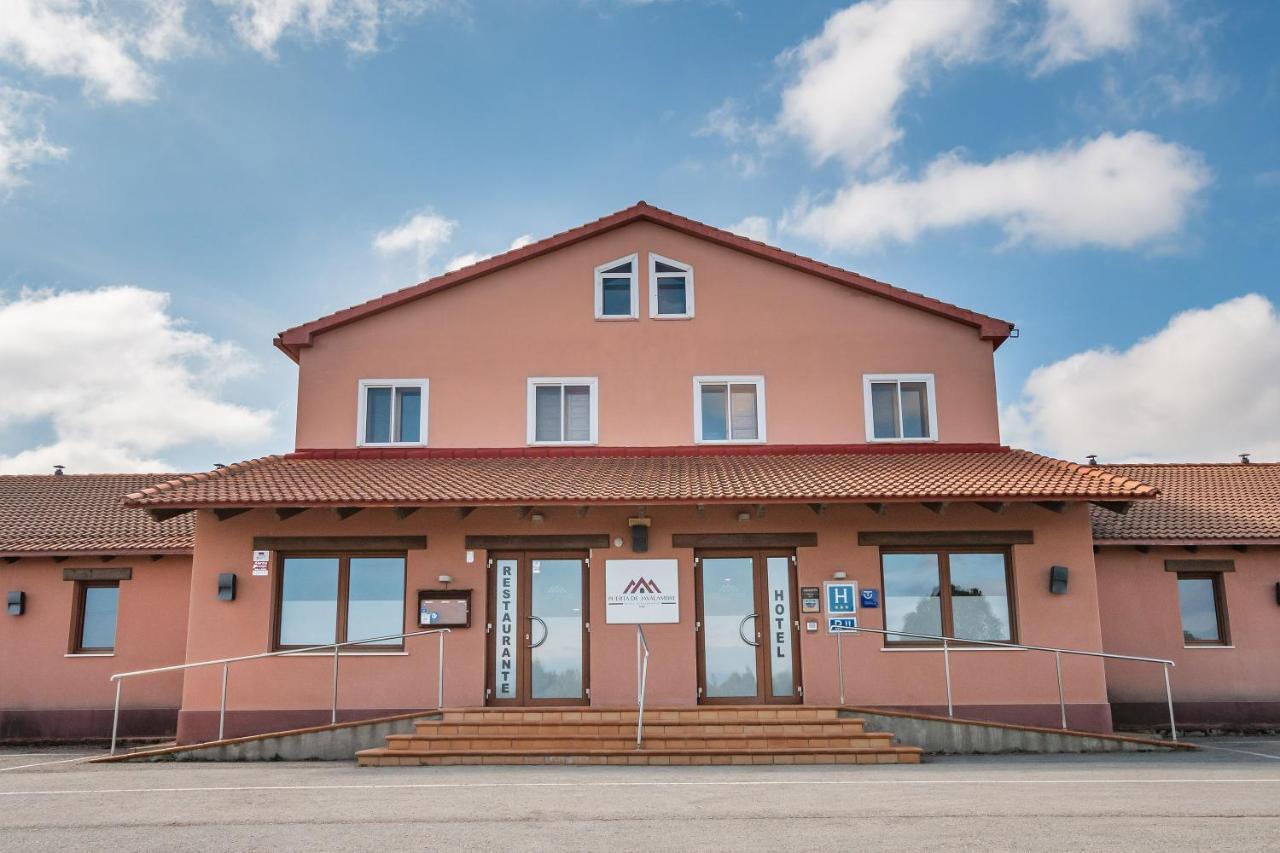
[0,0,1277,472]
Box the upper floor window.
[1177,572,1230,646]
[694,376,765,443]
[649,254,694,319]
[594,255,638,319]
[527,377,599,445]
[72,581,119,654]
[864,374,937,442]
[358,379,428,446]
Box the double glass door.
[695,551,802,704]
[487,552,589,706]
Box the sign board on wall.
[251,550,270,576]
[605,559,680,624]
[825,581,858,634]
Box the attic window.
[594,255,638,319]
[649,254,694,319]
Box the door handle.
[528,615,548,649]
[738,613,760,647]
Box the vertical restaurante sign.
[605,559,680,624]
[494,559,518,698]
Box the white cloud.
[1001,294,1280,463]
[786,131,1209,251]
[727,215,771,243]
[1034,0,1167,73]
[444,233,539,273]
[373,210,456,276]
[215,0,443,58]
[0,286,273,473]
[0,86,66,191]
[776,0,995,171]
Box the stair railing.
[635,624,650,748]
[831,625,1179,740]
[107,627,451,756]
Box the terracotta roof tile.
[1092,463,1280,543]
[0,474,194,556]
[123,447,1155,508]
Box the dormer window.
[358,379,428,446]
[649,254,694,319]
[594,255,638,319]
[864,374,937,442]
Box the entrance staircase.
[355,706,922,766]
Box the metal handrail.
[831,625,1179,740]
[635,625,650,748]
[108,627,451,755]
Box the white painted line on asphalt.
[0,753,97,758]
[2,778,1279,797]
[1193,744,1280,761]
[0,757,97,773]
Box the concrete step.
[386,732,894,751]
[357,746,922,767]
[415,719,869,737]
[439,707,844,725]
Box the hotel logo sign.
[605,559,680,624]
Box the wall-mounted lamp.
[736,511,751,522]
[1274,581,1279,606]
[217,573,237,602]
[7,590,24,616]
[832,571,848,580]
[438,574,453,589]
[628,517,651,553]
[529,512,545,524]
[1049,565,1069,595]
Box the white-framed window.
[693,376,766,444]
[527,377,599,445]
[649,254,694,319]
[594,254,639,319]
[357,379,428,446]
[864,374,938,442]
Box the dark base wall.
[0,709,178,742]
[177,709,422,744]
[873,704,1114,734]
[1112,702,1280,730]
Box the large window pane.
[729,384,758,439]
[700,384,728,441]
[1177,577,1221,643]
[899,382,930,439]
[948,553,1011,641]
[280,557,339,646]
[870,382,900,439]
[656,276,687,315]
[601,277,631,315]
[364,387,392,443]
[534,386,562,442]
[563,385,591,441]
[395,387,421,443]
[347,557,406,645]
[79,585,119,650]
[883,553,942,639]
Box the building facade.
[1,203,1275,743]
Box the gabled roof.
[123,445,1153,512]
[0,474,194,558]
[1092,462,1280,544]
[274,202,1015,361]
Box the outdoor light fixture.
[736,511,751,522]
[438,574,453,589]
[217,573,236,602]
[628,517,651,553]
[832,571,848,580]
[1049,565,1069,595]
[7,591,23,616]
[530,512,545,523]
[1275,582,1279,606]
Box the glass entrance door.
[487,552,589,706]
[695,551,802,704]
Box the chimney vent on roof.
[1085,455,1098,466]
[1240,453,1252,464]
[214,463,226,469]
[53,465,65,476]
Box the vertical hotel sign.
[494,559,518,699]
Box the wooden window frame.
[525,377,600,446]
[594,254,639,320]
[878,546,1018,647]
[1175,571,1231,647]
[863,373,939,443]
[648,253,695,319]
[356,378,429,448]
[70,580,120,654]
[692,375,767,444]
[272,551,408,652]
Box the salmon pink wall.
[0,556,191,739]
[1096,546,1280,726]
[293,221,1001,449]
[178,502,1107,741]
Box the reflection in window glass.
[395,387,421,443]
[563,385,591,442]
[883,553,942,638]
[948,553,1011,641]
[899,382,931,439]
[79,584,119,650]
[729,384,758,440]
[1177,577,1222,643]
[347,557,406,645]
[365,387,392,443]
[700,384,728,441]
[280,557,340,646]
[870,382,899,439]
[534,386,562,442]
